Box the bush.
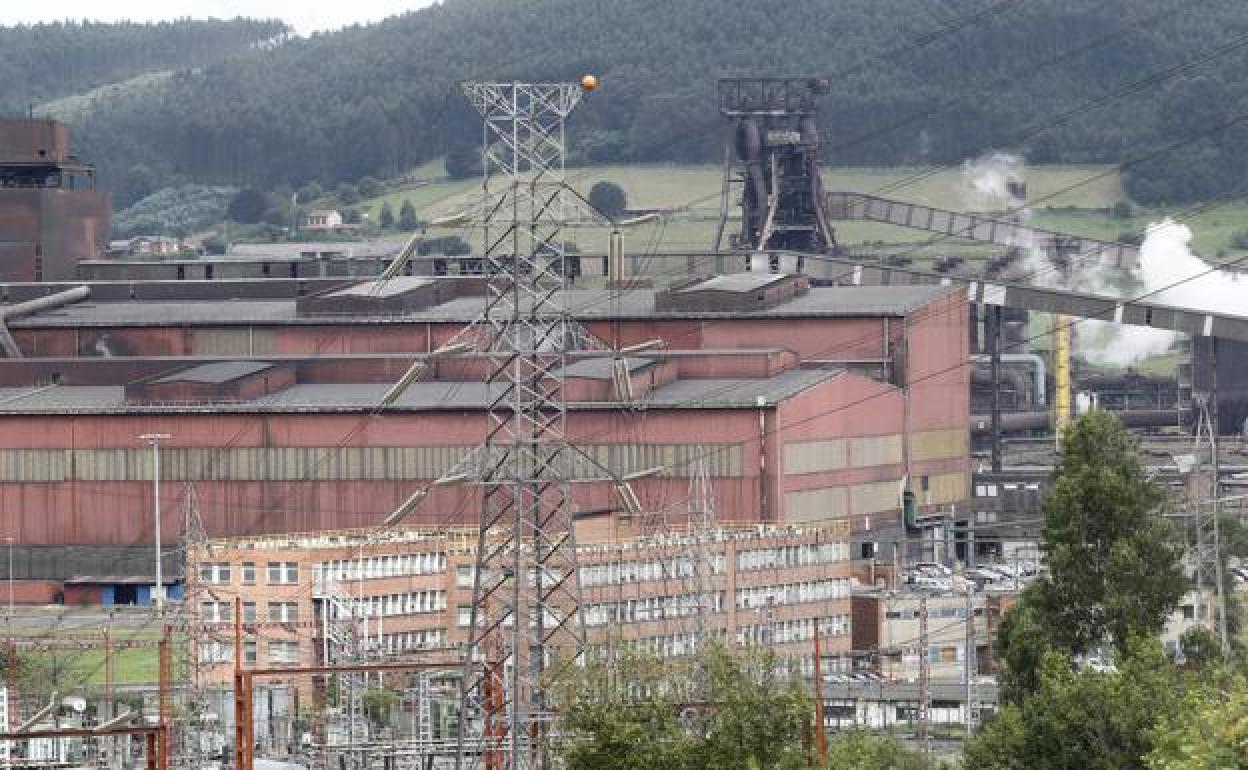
[296,182,323,203]
[357,176,381,198]
[227,187,270,224]
[398,199,419,231]
[379,202,395,229]
[417,235,470,255]
[1117,231,1143,246]
[445,143,482,180]
[1110,201,1132,220]
[202,235,227,255]
[335,183,360,205]
[588,180,628,220]
[113,185,237,238]
[1230,230,1248,250]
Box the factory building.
[0,274,969,598]
[0,119,110,281]
[187,523,862,698]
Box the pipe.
[971,408,1186,434]
[972,367,1030,409]
[0,286,90,359]
[0,286,91,321]
[969,353,1046,407]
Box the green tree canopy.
[1033,411,1185,656]
[379,202,395,229]
[445,144,482,180]
[1147,674,1248,770]
[227,187,270,224]
[398,199,419,231]
[966,639,1184,770]
[588,180,629,220]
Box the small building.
[107,236,182,258]
[303,210,345,231]
[61,575,183,607]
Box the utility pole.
[139,433,171,613]
[964,587,974,738]
[5,538,12,616]
[917,593,930,754]
[988,306,1002,472]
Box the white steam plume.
[962,152,1026,211]
[1074,219,1246,366]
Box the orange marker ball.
[580,74,599,92]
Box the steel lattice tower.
[456,81,588,770]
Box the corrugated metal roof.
[154,361,275,384]
[562,356,655,380]
[675,273,787,293]
[0,369,846,414]
[9,285,953,328]
[324,276,435,298]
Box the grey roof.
[226,237,407,259]
[154,361,275,384]
[0,369,843,414]
[9,285,953,329]
[324,276,435,298]
[65,575,177,585]
[676,273,788,293]
[562,356,655,380]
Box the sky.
[0,1,438,35]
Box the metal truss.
[455,81,589,770]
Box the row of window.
[326,591,448,619]
[735,615,850,647]
[579,555,726,587]
[315,552,448,582]
[200,600,301,623]
[884,606,986,621]
[379,629,447,653]
[197,639,299,666]
[735,578,851,610]
[583,592,726,628]
[197,561,298,585]
[736,542,849,571]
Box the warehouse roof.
[0,369,843,414]
[8,284,954,328]
[154,361,276,384]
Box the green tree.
[588,180,628,220]
[362,688,398,726]
[1032,411,1185,657]
[201,235,227,255]
[557,644,811,770]
[445,143,482,180]
[398,199,419,231]
[296,182,323,204]
[227,187,269,224]
[1147,674,1248,770]
[824,732,933,770]
[357,176,382,199]
[379,202,395,229]
[335,183,360,205]
[965,639,1183,770]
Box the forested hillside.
[0,20,289,116]
[62,0,1248,203]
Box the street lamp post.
[6,536,13,615]
[139,433,171,613]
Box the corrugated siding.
[850,479,902,515]
[0,444,743,482]
[848,435,903,468]
[924,472,967,505]
[782,487,849,521]
[910,429,967,462]
[782,439,847,475]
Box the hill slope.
[0,19,289,114]
[64,0,1248,202]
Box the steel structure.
[714,77,837,257]
[456,81,589,770]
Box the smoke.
[1073,219,1246,366]
[962,152,1026,211]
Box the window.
[267,562,298,584]
[267,640,300,666]
[1181,605,1195,620]
[243,602,257,623]
[457,605,472,627]
[200,601,232,623]
[198,562,231,584]
[268,602,298,623]
[456,565,474,588]
[198,640,232,664]
[244,640,257,664]
[241,562,256,585]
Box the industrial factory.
[0,73,1238,770]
